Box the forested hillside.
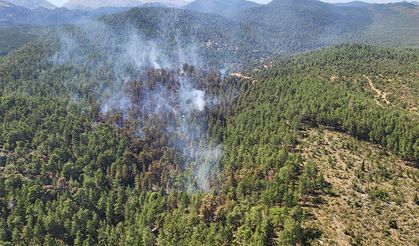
[250,44,418,162]
[0,0,418,245]
[0,3,130,26]
[0,27,37,56]
[0,57,318,245]
[0,30,417,245]
[2,1,419,58]
[0,0,55,9]
[184,0,260,18]
[350,2,419,47]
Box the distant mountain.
[0,0,15,7]
[1,0,55,9]
[357,2,419,46]
[99,7,243,66]
[140,2,167,8]
[0,3,129,26]
[0,26,37,55]
[1,0,417,59]
[332,1,371,8]
[63,0,142,10]
[235,0,419,48]
[185,0,260,17]
[236,0,372,38]
[142,0,187,8]
[97,5,366,66]
[0,2,34,25]
[63,0,187,10]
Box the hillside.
[0,0,418,245]
[0,4,129,26]
[1,0,55,9]
[0,35,418,245]
[1,1,418,55]
[185,0,260,18]
[96,7,281,67]
[236,0,372,38]
[235,0,419,48]
[63,0,141,10]
[227,44,419,244]
[300,128,418,245]
[0,27,38,55]
[63,0,187,9]
[0,0,14,7]
[356,3,419,47]
[142,0,187,8]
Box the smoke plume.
[50,15,223,191]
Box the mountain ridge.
[63,0,187,9]
[331,1,371,8]
[63,0,142,10]
[185,0,260,18]
[0,0,55,9]
[0,4,131,26]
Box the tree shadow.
[303,227,322,245]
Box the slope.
[1,0,55,9]
[185,0,260,18]
[356,2,419,47]
[0,4,130,26]
[236,0,372,39]
[332,1,371,8]
[0,25,418,245]
[63,0,141,10]
[300,128,418,245]
[270,44,417,159]
[236,0,419,49]
[0,27,37,55]
[226,44,418,244]
[98,7,277,66]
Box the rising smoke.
[50,13,224,192]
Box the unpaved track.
[230,73,253,80]
[364,75,390,105]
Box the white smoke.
[192,90,206,111]
[194,145,222,192]
[50,16,223,192]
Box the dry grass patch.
[299,129,418,246]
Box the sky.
[48,0,408,7]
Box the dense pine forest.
[1,42,417,244]
[0,0,418,245]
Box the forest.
[1,40,418,244]
[0,1,418,245]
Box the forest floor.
[229,73,257,83]
[299,128,419,246]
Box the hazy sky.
[48,0,407,7]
